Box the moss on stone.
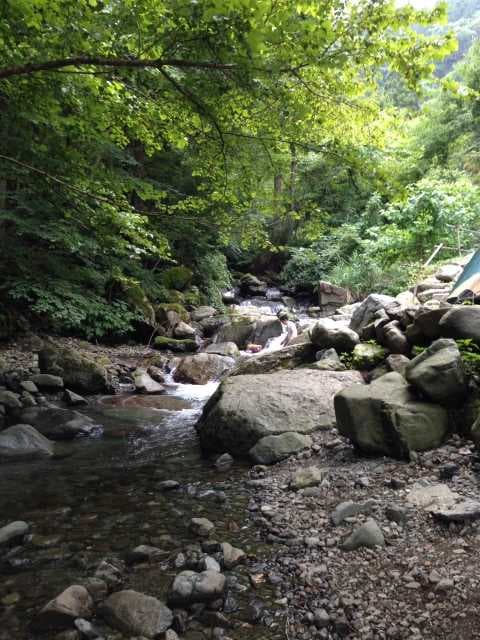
[154,336,197,352]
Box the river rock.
[204,342,240,358]
[378,320,409,354]
[314,348,346,371]
[199,316,229,338]
[102,590,173,638]
[39,342,110,393]
[0,390,22,409]
[439,306,480,343]
[290,466,326,490]
[407,482,458,510]
[17,408,98,440]
[239,273,267,297]
[20,380,38,394]
[311,319,359,352]
[154,336,198,352]
[173,353,235,385]
[432,499,480,523]
[190,517,215,537]
[343,518,385,551]
[334,372,448,459]
[33,585,93,631]
[133,369,165,394]
[32,373,64,390]
[230,342,315,376]
[318,281,350,315]
[436,264,462,282]
[168,570,226,606]
[331,501,374,526]
[249,432,312,464]
[0,424,55,458]
[220,542,246,569]
[215,453,234,469]
[174,321,196,339]
[127,545,164,564]
[0,520,29,545]
[409,307,451,342]
[386,354,410,377]
[197,369,363,456]
[64,389,88,406]
[191,306,216,322]
[350,294,396,334]
[405,338,466,406]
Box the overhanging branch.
[0,56,235,80]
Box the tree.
[0,0,455,336]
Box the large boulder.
[197,369,363,457]
[310,319,359,352]
[252,317,282,347]
[230,342,315,376]
[407,307,451,343]
[214,315,256,349]
[173,353,235,385]
[39,342,110,394]
[334,372,449,459]
[102,590,173,639]
[439,306,480,344]
[349,294,396,334]
[239,273,267,297]
[318,281,350,316]
[0,424,55,459]
[405,339,466,406]
[16,408,99,440]
[249,432,312,464]
[204,342,240,358]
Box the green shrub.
[280,248,326,290]
[8,281,139,340]
[161,266,193,291]
[196,252,232,308]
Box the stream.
[0,378,283,639]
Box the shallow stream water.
[0,380,283,639]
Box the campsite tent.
[448,250,480,303]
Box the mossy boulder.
[39,341,110,393]
[154,336,198,353]
[161,266,193,291]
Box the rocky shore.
[3,258,480,639]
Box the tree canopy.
[0,0,469,338]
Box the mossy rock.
[352,342,386,370]
[167,289,186,305]
[156,303,190,324]
[161,266,193,291]
[154,336,198,352]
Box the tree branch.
[0,56,235,80]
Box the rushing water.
[0,380,283,639]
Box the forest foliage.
[0,0,479,338]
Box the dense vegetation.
[0,0,479,340]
